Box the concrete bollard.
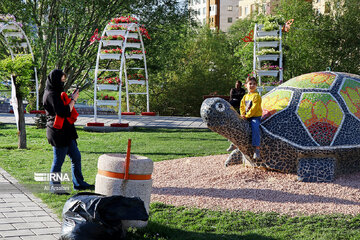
[95,153,153,228]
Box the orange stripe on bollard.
[98,169,152,180]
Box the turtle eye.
[215,102,225,112]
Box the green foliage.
[0,54,34,97]
[146,26,238,116]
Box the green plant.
[257,48,281,55]
[257,36,280,42]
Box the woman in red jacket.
[43,69,93,194]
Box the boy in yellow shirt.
[240,76,262,159]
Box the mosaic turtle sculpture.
[201,72,360,182]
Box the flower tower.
[89,16,153,128]
[0,14,39,110]
[253,15,284,94]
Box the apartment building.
[238,0,281,19]
[189,0,331,31]
[189,0,239,32]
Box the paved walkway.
[0,168,60,239]
[0,113,207,129]
[0,113,207,238]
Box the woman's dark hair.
[245,76,257,84]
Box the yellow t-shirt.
[240,92,262,118]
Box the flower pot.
[128,80,145,85]
[99,53,121,60]
[257,30,278,37]
[257,54,279,61]
[126,54,143,59]
[124,42,141,48]
[19,42,28,48]
[257,41,279,48]
[97,84,119,91]
[256,70,279,77]
[102,40,123,47]
[4,31,23,37]
[96,100,118,106]
[106,30,126,36]
[128,33,139,38]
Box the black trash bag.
[60,192,149,240]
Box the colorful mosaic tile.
[297,93,343,146]
[339,78,360,120]
[281,72,336,89]
[261,90,292,121]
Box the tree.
[0,54,34,149]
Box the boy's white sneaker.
[253,149,261,159]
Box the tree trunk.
[12,76,27,149]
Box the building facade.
[189,0,239,32]
[189,0,330,31]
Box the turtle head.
[201,97,252,149]
[201,97,238,128]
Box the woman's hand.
[240,115,247,119]
[72,89,79,102]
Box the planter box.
[108,23,137,29]
[257,54,279,61]
[106,30,126,36]
[20,42,28,48]
[257,30,278,37]
[3,25,18,30]
[4,31,23,37]
[257,41,279,48]
[128,80,145,85]
[102,40,123,46]
[96,100,118,106]
[126,54,143,59]
[124,42,141,48]
[125,33,138,38]
[97,84,119,91]
[99,53,121,60]
[256,70,279,77]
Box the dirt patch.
[151,155,360,216]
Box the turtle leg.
[225,149,243,167]
[297,158,336,182]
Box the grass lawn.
[0,123,360,239]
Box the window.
[203,7,206,15]
[228,17,233,23]
[316,0,320,3]
[228,5,233,11]
[244,6,249,15]
[239,6,242,16]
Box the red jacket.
[53,92,79,129]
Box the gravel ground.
[151,154,360,216]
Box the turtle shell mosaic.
[201,71,360,182]
[261,71,360,147]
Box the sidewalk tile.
[1,229,35,237]
[0,223,15,230]
[12,222,46,230]
[31,227,60,235]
